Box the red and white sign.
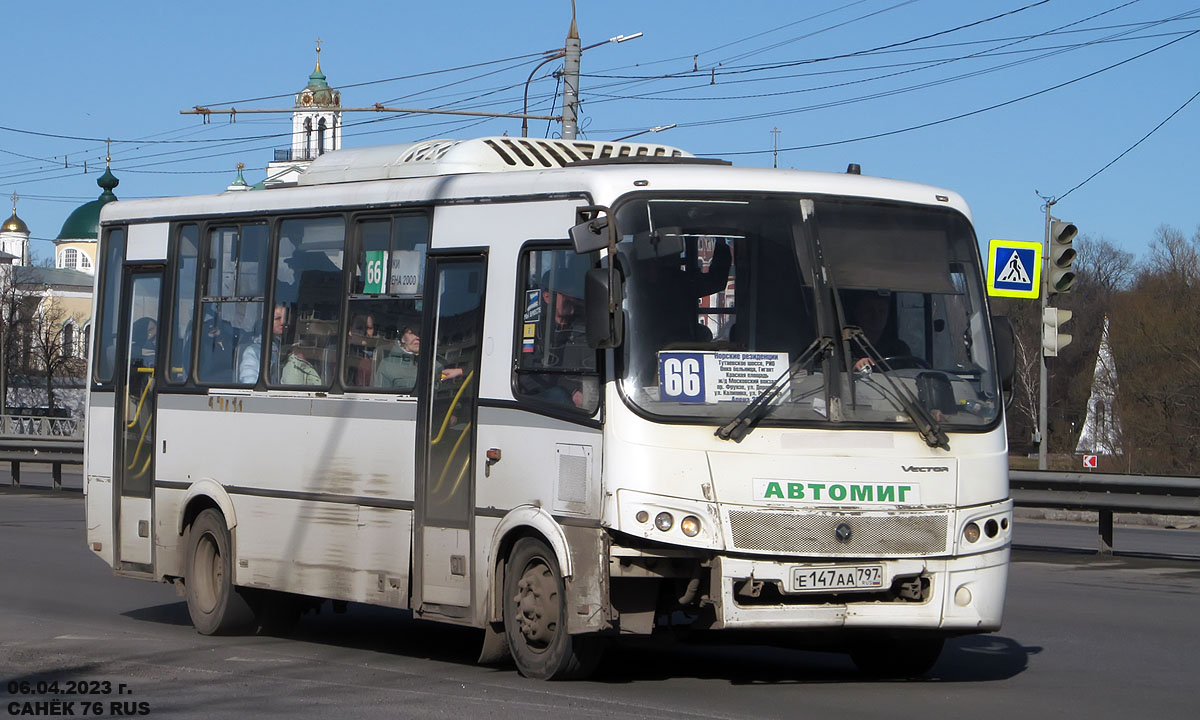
[1083,455,1098,469]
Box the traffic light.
[1042,307,1073,357]
[1048,219,1077,294]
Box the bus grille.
[727,510,949,556]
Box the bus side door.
[413,252,487,615]
[113,266,164,573]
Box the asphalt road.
[2,490,1198,719]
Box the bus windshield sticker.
[363,250,387,294]
[524,289,541,321]
[522,323,537,353]
[658,351,788,404]
[389,250,423,295]
[753,479,922,505]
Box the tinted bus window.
[270,217,345,388]
[513,246,599,413]
[93,228,127,384]
[167,224,199,384]
[345,214,428,391]
[197,224,268,385]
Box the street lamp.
[523,31,642,138]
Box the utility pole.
[771,127,780,168]
[561,6,582,140]
[1038,198,1054,470]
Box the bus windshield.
[614,194,1000,432]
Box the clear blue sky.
[5,0,1198,266]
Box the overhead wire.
[708,0,922,67]
[703,28,1200,156]
[6,3,1193,186]
[1057,86,1200,203]
[584,0,1056,84]
[581,3,1188,108]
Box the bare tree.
[993,296,1041,454]
[0,267,39,412]
[1109,224,1200,474]
[27,295,87,412]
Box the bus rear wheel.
[849,633,944,679]
[184,508,255,635]
[503,537,603,680]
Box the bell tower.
[291,39,342,161]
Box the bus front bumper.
[705,546,1009,632]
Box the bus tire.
[184,508,255,635]
[849,634,944,679]
[503,537,603,680]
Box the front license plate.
[790,564,884,593]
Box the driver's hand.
[854,357,875,372]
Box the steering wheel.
[882,355,931,370]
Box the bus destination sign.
[658,351,789,403]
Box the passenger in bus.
[200,312,236,380]
[523,274,595,410]
[238,304,286,384]
[348,313,379,386]
[281,344,322,385]
[130,317,157,369]
[625,237,731,386]
[848,292,912,371]
[375,325,464,391]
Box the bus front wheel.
[184,508,255,635]
[503,537,603,680]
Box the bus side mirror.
[585,267,623,348]
[570,208,611,254]
[992,315,1015,393]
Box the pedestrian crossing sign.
[987,239,1042,298]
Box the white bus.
[85,136,1015,680]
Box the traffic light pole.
[1038,199,1053,470]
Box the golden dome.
[1,212,29,234]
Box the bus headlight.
[964,522,981,543]
[654,512,674,532]
[680,516,701,537]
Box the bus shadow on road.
[592,633,1040,684]
[122,600,1039,683]
[124,600,485,666]
[123,601,193,627]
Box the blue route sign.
[987,239,1042,299]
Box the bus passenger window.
[167,225,199,383]
[345,214,429,393]
[197,224,268,385]
[513,246,600,413]
[271,217,345,388]
[94,228,126,384]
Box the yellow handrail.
[124,366,154,430]
[429,369,475,446]
[440,454,471,506]
[430,421,472,497]
[131,445,153,479]
[125,367,155,472]
[126,397,155,471]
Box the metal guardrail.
[2,413,82,438]
[0,414,85,491]
[0,438,85,491]
[1010,469,1200,553]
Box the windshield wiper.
[715,336,833,443]
[843,326,950,451]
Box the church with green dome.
[53,167,120,274]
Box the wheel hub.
[513,561,559,651]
